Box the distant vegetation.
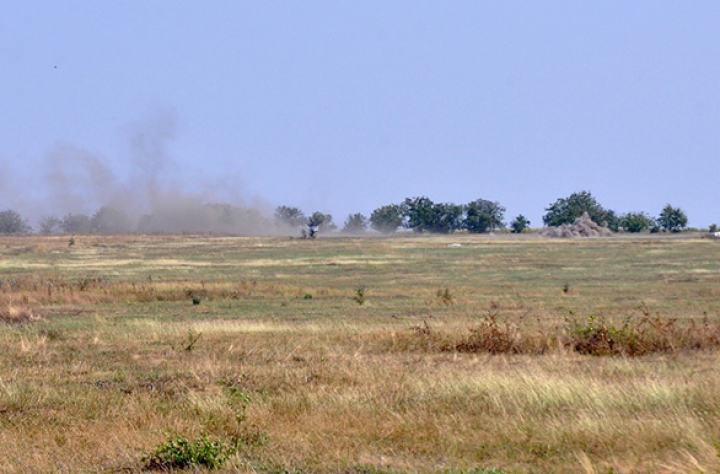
[0,190,706,235]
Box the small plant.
[172,329,203,352]
[353,286,366,305]
[68,236,75,247]
[436,287,454,306]
[562,283,571,294]
[303,293,313,300]
[192,296,201,305]
[142,431,234,470]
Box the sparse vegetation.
[0,234,719,473]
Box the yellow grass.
[0,234,719,473]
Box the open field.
[1,234,720,473]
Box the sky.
[1,1,719,230]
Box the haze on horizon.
[1,1,718,231]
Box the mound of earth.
[541,212,612,238]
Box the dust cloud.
[11,109,295,236]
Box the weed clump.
[436,287,454,306]
[142,431,234,470]
[397,308,720,357]
[567,310,720,356]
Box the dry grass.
[0,234,720,473]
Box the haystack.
[541,212,612,238]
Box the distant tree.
[464,199,505,233]
[91,206,134,234]
[370,204,405,234]
[434,203,465,233]
[0,209,32,234]
[342,213,368,234]
[656,204,688,233]
[510,214,531,233]
[404,196,437,233]
[38,216,62,235]
[543,191,618,229]
[274,206,306,228]
[60,213,92,234]
[620,212,655,233]
[710,224,718,233]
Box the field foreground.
[1,234,720,473]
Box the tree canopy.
[656,205,688,233]
[369,204,405,234]
[543,191,617,229]
[464,199,505,233]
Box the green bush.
[142,431,234,470]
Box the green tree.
[620,212,655,233]
[464,199,505,233]
[510,214,531,233]
[404,196,437,233]
[274,206,306,228]
[342,213,368,233]
[543,191,618,229]
[369,204,405,234]
[432,202,464,233]
[91,206,134,234]
[0,209,32,234]
[656,204,688,233]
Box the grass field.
[1,233,720,473]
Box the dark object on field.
[541,212,612,238]
[353,286,366,305]
[192,296,201,305]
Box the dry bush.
[395,311,720,357]
[0,304,42,324]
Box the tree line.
[0,191,708,235]
[276,192,698,235]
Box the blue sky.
[1,1,718,229]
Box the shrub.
[620,212,655,233]
[353,286,366,305]
[395,309,720,357]
[510,214,530,233]
[142,431,234,470]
